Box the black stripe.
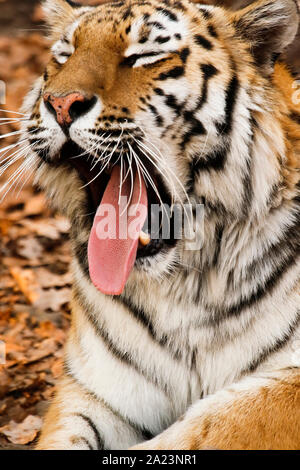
[121,51,161,67]
[208,24,218,38]
[140,428,154,441]
[194,34,213,50]
[92,321,170,394]
[213,224,224,266]
[29,137,46,146]
[66,0,83,7]
[156,7,178,22]
[190,144,228,175]
[92,127,133,138]
[147,21,165,30]
[240,122,255,217]
[122,7,133,21]
[65,365,154,442]
[229,201,300,305]
[228,255,299,318]
[109,1,126,7]
[201,197,300,324]
[149,104,164,126]
[171,0,187,12]
[27,126,46,134]
[242,310,300,374]
[200,9,213,20]
[154,87,165,96]
[157,66,184,81]
[73,413,104,450]
[200,63,218,79]
[200,197,229,217]
[179,47,190,63]
[117,296,167,345]
[197,63,218,109]
[139,36,148,44]
[74,290,171,395]
[116,296,182,360]
[216,75,239,135]
[290,112,300,125]
[155,36,171,44]
[210,227,300,323]
[165,93,182,116]
[181,110,206,148]
[65,364,154,441]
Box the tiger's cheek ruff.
[18,0,300,450]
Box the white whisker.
[131,147,142,208]
[81,132,122,190]
[175,261,203,274]
[120,149,134,217]
[90,134,112,170]
[118,148,124,205]
[0,154,35,201]
[0,109,28,116]
[0,144,32,175]
[0,119,28,125]
[0,130,25,140]
[15,160,36,198]
[0,138,40,200]
[128,142,169,222]
[136,132,193,229]
[0,140,28,155]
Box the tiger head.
[21,0,299,296]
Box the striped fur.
[19,0,300,449]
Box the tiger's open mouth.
[59,140,177,294]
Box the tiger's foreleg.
[36,375,143,450]
[132,369,300,450]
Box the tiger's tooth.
[139,230,151,246]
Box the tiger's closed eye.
[121,51,168,68]
[51,40,75,65]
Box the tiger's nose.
[43,92,96,128]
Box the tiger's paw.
[130,421,198,450]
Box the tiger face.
[21,0,299,295]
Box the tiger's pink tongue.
[88,166,148,296]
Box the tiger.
[18,0,300,450]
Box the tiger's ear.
[231,0,299,75]
[42,0,77,37]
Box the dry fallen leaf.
[17,237,43,260]
[33,268,72,289]
[51,359,63,379]
[9,267,41,304]
[33,288,71,312]
[24,194,47,217]
[0,415,42,445]
[22,338,58,365]
[20,219,62,240]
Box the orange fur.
[133,370,300,450]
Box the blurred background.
[0,0,299,450]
